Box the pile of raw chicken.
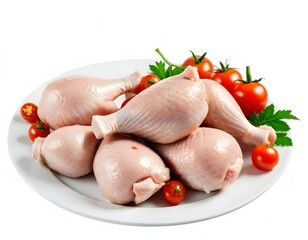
[32,66,276,205]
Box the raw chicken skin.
[201,80,276,146]
[152,128,243,193]
[93,133,170,205]
[38,71,141,129]
[32,125,101,177]
[92,66,208,144]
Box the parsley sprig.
[149,48,185,80]
[249,104,299,146]
[149,61,184,80]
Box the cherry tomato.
[231,66,268,118]
[182,50,214,79]
[162,180,186,206]
[251,145,279,171]
[121,95,135,108]
[211,61,242,93]
[20,102,39,123]
[136,74,160,93]
[28,121,50,142]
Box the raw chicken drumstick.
[32,125,101,177]
[93,133,170,205]
[38,71,142,129]
[152,127,243,193]
[92,66,208,144]
[201,80,276,146]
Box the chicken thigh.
[32,125,101,177]
[152,128,243,193]
[201,80,276,146]
[38,71,141,129]
[93,133,170,205]
[92,66,208,144]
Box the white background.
[1,0,307,239]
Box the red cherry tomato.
[162,180,186,206]
[211,61,242,93]
[121,95,135,108]
[136,74,160,93]
[231,66,268,118]
[20,102,39,123]
[251,145,279,171]
[28,121,50,142]
[183,50,214,79]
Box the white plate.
[7,59,292,226]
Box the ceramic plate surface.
[8,59,291,226]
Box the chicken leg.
[32,125,101,177]
[201,80,276,146]
[92,66,208,144]
[93,133,170,205]
[38,71,141,129]
[151,127,243,193]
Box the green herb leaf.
[249,104,299,131]
[249,104,299,147]
[172,65,185,76]
[149,60,184,80]
[273,109,300,120]
[149,61,167,80]
[269,119,290,132]
[261,103,275,121]
[275,133,293,146]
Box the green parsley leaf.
[149,61,184,80]
[275,133,293,146]
[249,104,299,147]
[149,61,167,80]
[273,109,299,120]
[172,65,185,76]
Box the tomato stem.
[219,61,231,72]
[190,50,207,64]
[146,80,155,85]
[246,66,252,83]
[155,48,183,68]
[236,66,263,84]
[175,185,182,194]
[36,121,49,131]
[214,60,235,73]
[220,62,226,72]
